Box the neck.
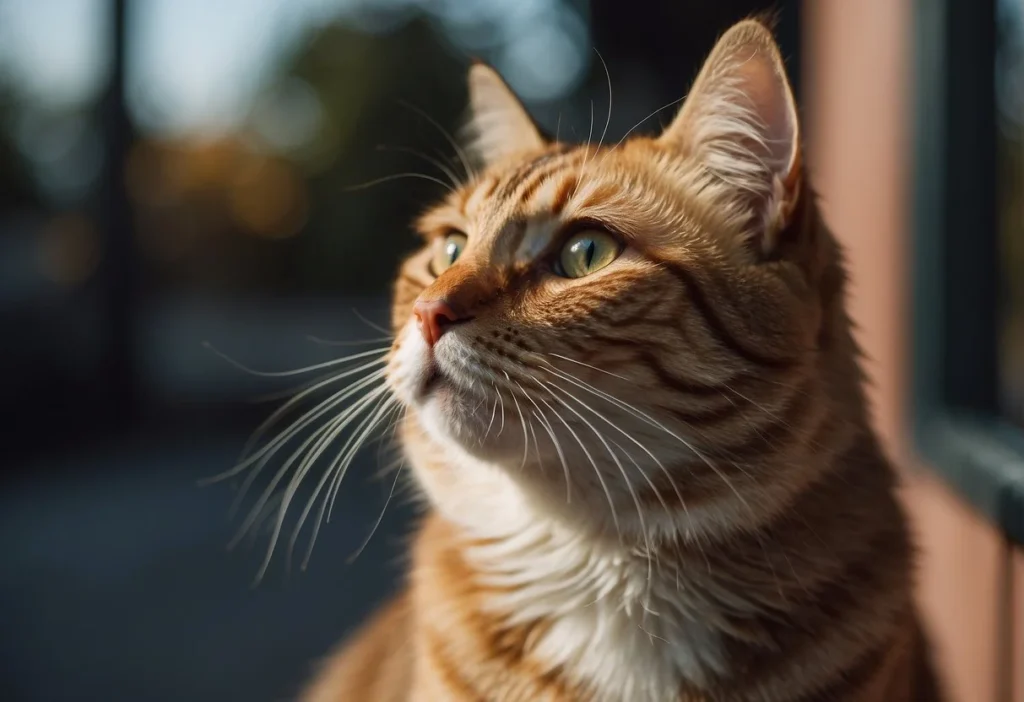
[408,412,913,701]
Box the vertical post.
[98,0,137,424]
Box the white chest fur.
[424,456,730,702]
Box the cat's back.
[300,592,412,702]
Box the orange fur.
[300,19,942,702]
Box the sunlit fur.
[301,19,942,702]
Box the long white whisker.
[481,387,499,445]
[281,389,391,562]
[230,358,388,473]
[324,395,398,526]
[350,308,392,336]
[201,343,388,379]
[348,451,406,564]
[540,365,686,509]
[538,393,621,540]
[344,171,453,193]
[543,361,775,593]
[305,335,393,347]
[375,144,462,189]
[208,368,387,497]
[540,380,649,573]
[610,96,686,151]
[547,353,631,381]
[595,48,613,151]
[571,99,596,201]
[250,387,390,581]
[504,372,529,469]
[299,395,399,570]
[515,380,571,504]
[396,99,474,181]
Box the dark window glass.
[998,0,1024,426]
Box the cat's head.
[387,20,837,540]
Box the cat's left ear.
[659,19,801,253]
[464,62,545,168]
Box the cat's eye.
[557,229,621,279]
[431,232,467,275]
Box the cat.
[299,18,943,702]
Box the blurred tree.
[254,17,467,293]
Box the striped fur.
[301,19,941,702]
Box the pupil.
[584,240,595,268]
[447,241,459,263]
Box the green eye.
[557,229,620,278]
[431,232,467,274]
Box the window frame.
[912,0,1024,545]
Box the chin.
[415,380,525,462]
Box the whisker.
[375,144,462,189]
[324,395,398,526]
[537,391,622,540]
[203,366,387,487]
[201,342,387,379]
[344,172,454,193]
[235,359,387,466]
[539,379,651,578]
[351,308,392,336]
[396,98,474,181]
[504,372,529,469]
[239,384,387,546]
[249,387,391,582]
[547,353,631,382]
[482,387,499,445]
[297,395,399,571]
[515,380,571,504]
[609,96,686,151]
[347,452,406,564]
[594,48,613,152]
[540,364,687,509]
[305,334,393,347]
[543,360,783,599]
[571,99,596,202]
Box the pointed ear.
[659,20,801,253]
[463,62,545,167]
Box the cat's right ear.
[658,19,801,254]
[463,62,545,168]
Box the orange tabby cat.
[301,19,942,702]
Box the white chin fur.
[387,321,525,461]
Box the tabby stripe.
[478,176,500,199]
[633,347,732,398]
[577,181,620,210]
[515,157,573,205]
[792,636,893,702]
[399,272,427,290]
[549,174,579,214]
[661,261,796,369]
[723,379,810,460]
[423,629,484,701]
[493,148,568,202]
[587,306,664,329]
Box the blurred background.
[0,0,1020,701]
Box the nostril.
[412,299,471,347]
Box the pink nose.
[413,299,468,347]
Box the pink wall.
[803,1,1020,699]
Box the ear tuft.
[464,63,545,168]
[659,19,801,253]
